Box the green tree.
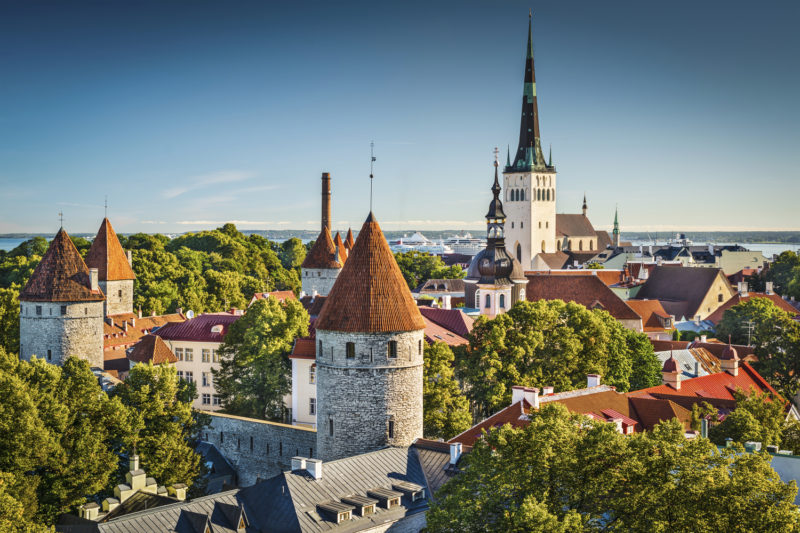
[765,251,800,298]
[423,342,471,440]
[393,250,465,290]
[0,288,20,354]
[279,238,307,270]
[585,262,604,269]
[213,297,308,420]
[112,363,206,488]
[457,300,661,417]
[709,389,786,448]
[427,403,799,533]
[0,473,51,533]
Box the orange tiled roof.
[301,227,342,269]
[524,269,625,287]
[127,334,178,365]
[424,319,468,346]
[103,312,186,350]
[345,228,355,250]
[334,232,348,263]
[19,229,105,302]
[315,213,426,333]
[84,218,136,281]
[289,337,316,359]
[525,273,640,320]
[706,293,799,325]
[625,299,672,332]
[251,290,296,303]
[418,307,475,338]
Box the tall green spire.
[613,206,621,247]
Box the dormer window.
[211,324,224,333]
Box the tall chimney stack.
[321,172,331,232]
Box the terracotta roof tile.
[525,273,640,320]
[635,266,732,320]
[418,307,474,338]
[290,337,316,359]
[628,397,691,430]
[103,312,186,349]
[706,293,799,325]
[626,299,672,331]
[85,218,136,281]
[19,229,105,302]
[424,319,468,346]
[334,232,348,263]
[345,228,355,250]
[127,334,177,365]
[524,269,625,287]
[299,295,327,317]
[689,341,756,360]
[315,213,426,333]
[156,312,240,343]
[251,290,296,304]
[301,228,342,269]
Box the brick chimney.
[306,458,323,480]
[511,386,539,409]
[321,172,331,232]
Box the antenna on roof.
[369,141,376,212]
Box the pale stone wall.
[301,267,339,297]
[315,329,424,462]
[291,357,317,427]
[504,169,557,268]
[19,300,104,368]
[201,411,317,486]
[100,279,134,316]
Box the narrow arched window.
[485,294,491,308]
[516,243,522,262]
[579,240,584,251]
[541,241,546,253]
[537,189,541,201]
[499,294,506,308]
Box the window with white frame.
[309,397,316,415]
[212,349,219,363]
[185,371,194,383]
[202,349,210,362]
[175,348,183,361]
[202,372,211,387]
[177,371,184,380]
[212,395,220,406]
[202,393,210,405]
[309,364,316,384]
[184,348,194,362]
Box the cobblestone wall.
[100,279,134,316]
[19,300,104,367]
[315,329,424,461]
[301,267,339,297]
[202,412,317,486]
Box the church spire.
[613,206,621,248]
[509,12,547,172]
[582,194,588,216]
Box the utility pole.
[743,320,755,347]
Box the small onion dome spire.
[486,148,506,220]
[582,193,588,216]
[721,338,739,361]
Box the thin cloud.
[162,170,257,199]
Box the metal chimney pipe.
[321,172,331,232]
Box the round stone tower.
[19,228,105,367]
[314,212,426,461]
[85,218,136,317]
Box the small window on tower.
[511,222,514,229]
[36,306,42,316]
[387,341,398,359]
[60,305,66,315]
[118,290,122,298]
[418,340,422,355]
[329,418,334,437]
[47,349,52,361]
[388,417,395,439]
[318,340,322,356]
[346,342,355,359]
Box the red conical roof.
[301,227,342,269]
[334,232,348,263]
[20,229,105,302]
[315,213,425,333]
[85,218,136,281]
[345,228,355,250]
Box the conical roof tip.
[20,228,105,302]
[315,213,425,333]
[85,218,136,281]
[301,227,342,269]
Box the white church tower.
[503,14,557,269]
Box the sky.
[1,0,799,235]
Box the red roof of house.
[727,268,757,285]
[127,334,177,365]
[301,227,342,270]
[315,213,426,333]
[289,338,316,359]
[525,273,640,321]
[20,229,106,302]
[156,312,240,343]
[626,299,672,332]
[103,312,186,349]
[85,218,136,281]
[251,290,296,304]
[417,307,474,338]
[556,214,596,238]
[706,293,799,325]
[424,319,468,347]
[651,339,690,352]
[299,295,327,317]
[524,269,625,287]
[688,340,756,360]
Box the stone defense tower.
[503,14,557,269]
[19,228,105,367]
[464,153,528,316]
[85,218,136,316]
[301,173,343,297]
[314,212,426,461]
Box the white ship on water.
[443,233,485,256]
[388,232,486,256]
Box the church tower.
[19,228,105,368]
[503,14,557,268]
[314,212,425,461]
[85,218,136,317]
[301,173,343,296]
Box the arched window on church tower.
[499,294,506,309]
[579,240,584,251]
[546,189,550,201]
[516,243,522,262]
[485,294,491,309]
[541,241,546,253]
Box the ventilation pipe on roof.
[738,282,749,297]
[106,316,114,327]
[306,458,323,480]
[700,334,707,343]
[291,457,307,471]
[542,386,554,396]
[89,268,99,291]
[441,295,452,310]
[126,250,132,267]
[130,317,135,327]
[449,442,462,465]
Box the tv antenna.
[369,141,376,212]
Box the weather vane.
[369,141,376,212]
[494,146,499,166]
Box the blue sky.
[1,0,798,235]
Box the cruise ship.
[443,233,485,256]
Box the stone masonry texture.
[315,329,424,462]
[203,412,317,486]
[19,300,104,367]
[301,267,339,297]
[100,279,134,316]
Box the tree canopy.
[423,342,472,440]
[427,403,800,533]
[393,250,465,290]
[456,300,662,417]
[213,297,308,420]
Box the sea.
[0,238,28,252]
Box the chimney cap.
[662,355,679,373]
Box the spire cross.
[104,195,108,218]
[58,211,63,228]
[493,146,499,167]
[369,141,376,212]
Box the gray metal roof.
[654,349,710,379]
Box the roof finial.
[369,141,376,213]
[58,211,63,229]
[548,144,552,166]
[494,146,499,167]
[104,195,108,218]
[529,7,532,19]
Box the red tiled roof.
[524,269,625,287]
[449,399,534,446]
[727,268,757,285]
[127,334,177,365]
[626,299,672,332]
[290,338,316,359]
[334,232,348,263]
[688,340,756,360]
[103,312,186,350]
[706,293,799,325]
[424,319,468,347]
[301,227,342,270]
[20,229,105,302]
[84,218,136,282]
[156,312,240,343]
[315,213,426,333]
[635,266,732,320]
[417,307,474,338]
[525,273,640,321]
[345,228,355,250]
[662,356,679,373]
[251,290,296,304]
[531,251,571,270]
[651,339,689,352]
[299,295,327,317]
[556,214,596,238]
[628,397,691,430]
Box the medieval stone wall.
[202,411,317,486]
[19,300,104,367]
[301,267,339,297]
[100,279,134,316]
[315,329,424,461]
